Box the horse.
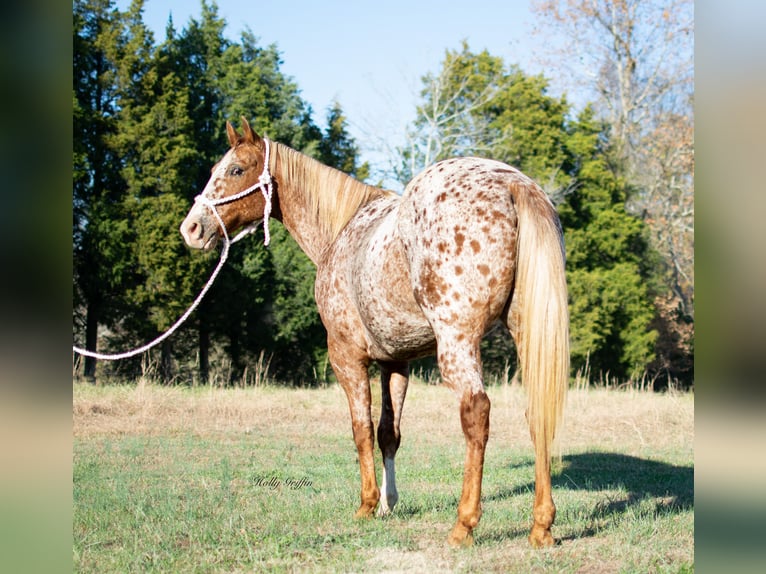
[180,117,569,548]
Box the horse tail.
[511,180,569,463]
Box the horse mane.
[273,142,397,240]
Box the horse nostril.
[186,221,201,240]
[181,219,203,243]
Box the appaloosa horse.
[180,118,569,548]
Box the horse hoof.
[376,505,391,517]
[354,505,376,519]
[376,493,398,517]
[528,527,555,548]
[447,525,474,548]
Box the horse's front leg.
[329,341,380,518]
[376,361,409,516]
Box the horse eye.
[229,166,244,177]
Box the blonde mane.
[273,142,397,240]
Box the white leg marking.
[377,456,399,516]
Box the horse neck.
[270,141,389,264]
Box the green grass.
[73,380,693,573]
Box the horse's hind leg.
[436,334,491,548]
[527,415,556,547]
[376,361,409,516]
[329,340,380,518]
[449,387,491,547]
[506,306,557,547]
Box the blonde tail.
[511,181,569,461]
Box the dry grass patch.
[74,379,693,456]
[74,377,351,439]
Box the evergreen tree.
[560,108,658,379]
[107,1,209,380]
[193,25,370,384]
[73,0,134,379]
[148,2,234,381]
[157,5,356,384]
[319,101,371,181]
[204,25,325,384]
[486,69,571,194]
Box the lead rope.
[72,138,273,361]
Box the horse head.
[180,117,273,250]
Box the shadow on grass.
[490,452,693,507]
[481,452,693,542]
[387,452,692,545]
[557,452,692,503]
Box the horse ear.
[240,116,261,145]
[226,121,239,147]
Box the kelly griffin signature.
[252,475,313,491]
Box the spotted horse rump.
[180,118,569,548]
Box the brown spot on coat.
[455,232,465,255]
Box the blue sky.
[119,0,546,186]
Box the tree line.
[73,0,693,387]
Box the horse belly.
[352,219,436,361]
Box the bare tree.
[639,109,694,311]
[412,60,501,167]
[533,0,694,315]
[533,0,693,158]
[397,45,507,184]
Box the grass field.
[73,378,693,573]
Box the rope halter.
[72,138,275,361]
[194,136,274,246]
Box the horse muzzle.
[180,207,220,250]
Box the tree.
[400,43,573,199]
[531,0,693,165]
[147,1,233,382]
[398,42,506,185]
[201,25,327,384]
[319,101,370,181]
[532,0,694,382]
[72,0,343,384]
[73,0,136,379]
[72,0,210,382]
[154,4,368,384]
[560,108,659,378]
[107,1,210,379]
